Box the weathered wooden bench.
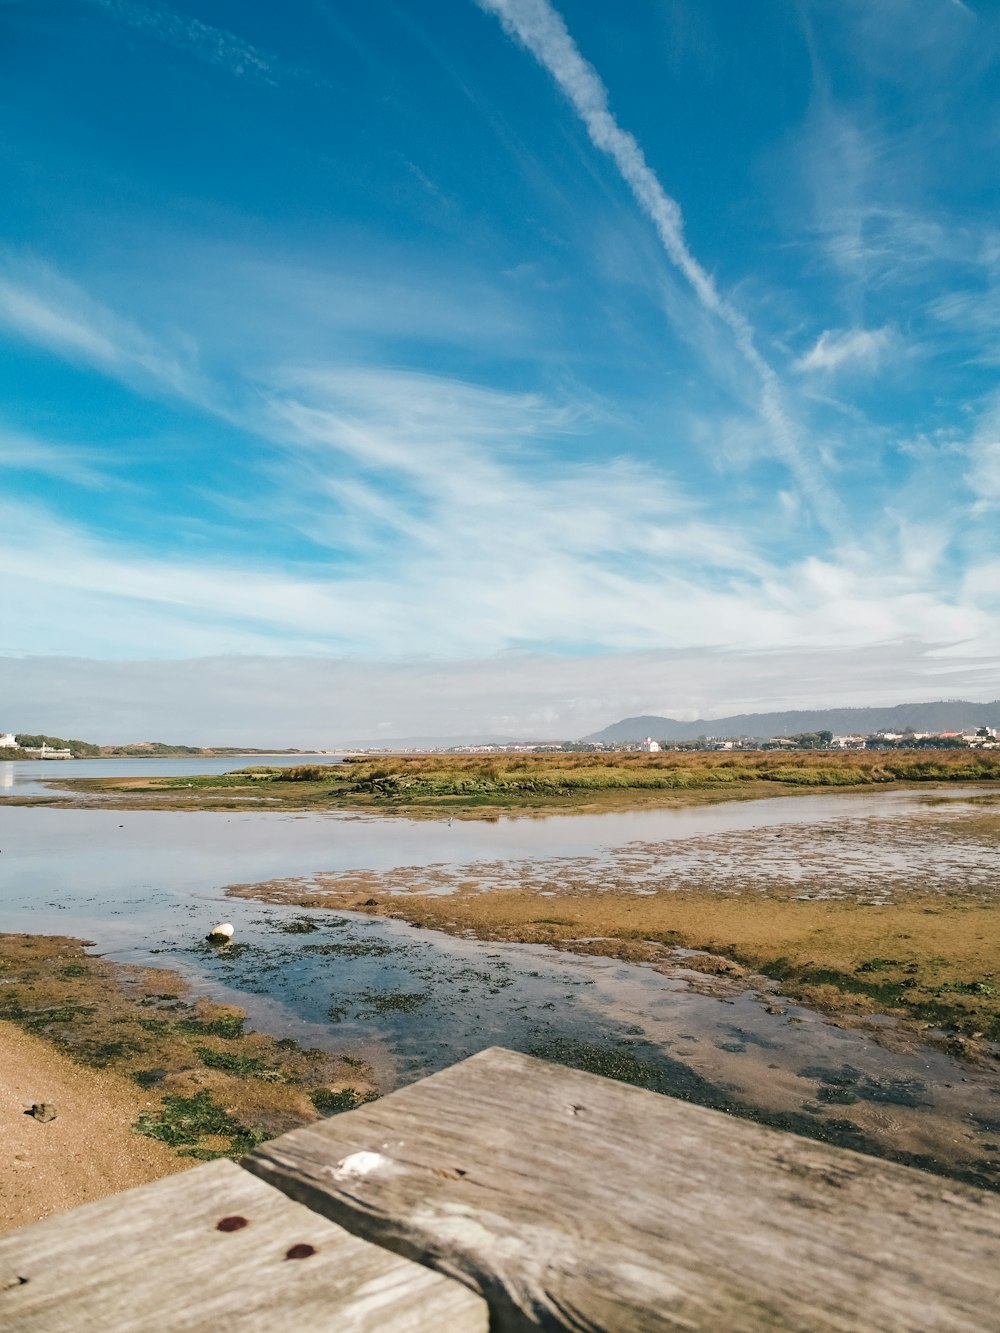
[0,1158,486,1331]
[4,1047,1000,1330]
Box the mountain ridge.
[581,700,1000,743]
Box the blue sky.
[1,0,999,740]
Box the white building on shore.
[0,733,18,748]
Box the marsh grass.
[335,750,1000,796]
[73,748,1000,815]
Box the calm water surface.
[0,753,344,798]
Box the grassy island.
[25,747,1000,814]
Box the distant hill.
[581,701,1000,743]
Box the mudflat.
[227,791,1000,1047]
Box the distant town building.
[23,743,73,759]
[0,733,17,748]
[639,737,661,752]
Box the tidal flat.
[2,772,1000,1196]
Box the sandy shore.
[0,1020,184,1234]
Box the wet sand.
[0,1020,184,1233]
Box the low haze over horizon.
[2,1,999,738]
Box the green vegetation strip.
[44,749,1000,814]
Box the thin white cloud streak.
[965,398,1000,512]
[86,0,275,82]
[795,327,892,374]
[0,428,115,489]
[475,0,839,525]
[0,255,204,402]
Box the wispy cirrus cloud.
[259,365,770,582]
[85,0,277,82]
[0,359,994,666]
[965,397,1000,513]
[0,427,119,490]
[0,253,204,401]
[475,0,837,526]
[795,326,892,375]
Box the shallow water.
[1,792,999,1188]
[0,752,343,799]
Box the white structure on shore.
[639,736,661,752]
[24,743,72,759]
[0,733,18,748]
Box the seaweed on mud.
[310,1086,378,1115]
[59,963,90,978]
[765,961,912,1008]
[799,1063,928,1108]
[176,1013,245,1039]
[132,1068,166,1088]
[527,1037,738,1110]
[303,941,403,959]
[195,1045,278,1079]
[356,989,428,1016]
[24,1004,96,1026]
[134,1089,267,1159]
[80,1037,146,1066]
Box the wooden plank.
[0,1158,486,1332]
[245,1046,1000,1332]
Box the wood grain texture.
[245,1046,1000,1332]
[0,1158,486,1332]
